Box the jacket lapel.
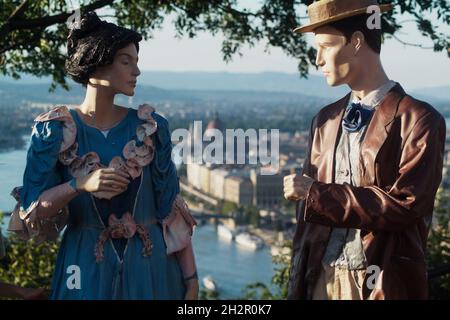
[317,93,349,183]
[359,83,406,186]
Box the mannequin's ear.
[351,31,365,55]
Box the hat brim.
[293,4,393,34]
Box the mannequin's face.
[89,43,141,96]
[314,25,357,87]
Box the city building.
[224,176,253,206]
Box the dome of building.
[206,112,224,132]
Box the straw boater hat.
[294,0,393,33]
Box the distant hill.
[411,86,450,103]
[0,81,331,108]
[0,81,184,105]
[0,71,348,99]
[137,71,349,99]
[1,71,449,104]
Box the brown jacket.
[287,84,446,300]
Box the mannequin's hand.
[76,168,130,199]
[283,173,315,201]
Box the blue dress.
[20,107,186,299]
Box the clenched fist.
[283,173,315,201]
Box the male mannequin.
[284,0,445,299]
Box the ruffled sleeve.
[162,195,197,255]
[150,112,180,220]
[8,111,69,242]
[23,120,64,208]
[149,111,197,254]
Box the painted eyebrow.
[118,53,139,61]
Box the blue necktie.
[342,102,373,133]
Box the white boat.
[202,275,218,291]
[217,224,234,241]
[235,232,264,250]
[270,245,291,257]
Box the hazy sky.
[135,10,449,90]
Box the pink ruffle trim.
[8,104,159,240]
[162,195,197,255]
[8,187,68,243]
[37,104,158,199]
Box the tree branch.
[0,0,115,39]
[5,0,31,22]
[0,0,31,39]
[391,34,434,49]
[217,4,260,18]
